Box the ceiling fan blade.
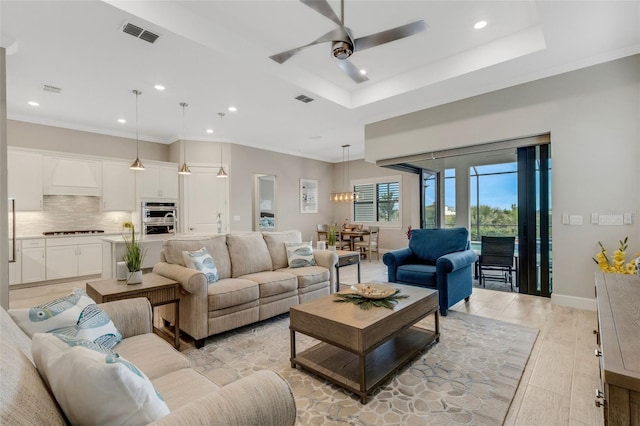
[300,0,343,27]
[354,20,426,52]
[270,27,350,64]
[335,59,369,84]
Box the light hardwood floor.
[9,260,604,425]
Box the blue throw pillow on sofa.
[409,228,469,262]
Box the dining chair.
[478,236,516,291]
[316,224,328,242]
[355,226,379,261]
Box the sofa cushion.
[239,271,298,298]
[263,230,302,269]
[152,368,221,411]
[227,233,273,277]
[9,289,122,349]
[114,333,190,380]
[396,264,437,287]
[183,247,219,283]
[163,236,232,279]
[208,278,260,311]
[32,333,170,426]
[276,266,329,289]
[285,242,316,268]
[409,228,469,262]
[0,309,67,425]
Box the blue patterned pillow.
[182,247,219,283]
[285,241,317,268]
[8,289,122,349]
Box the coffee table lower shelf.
[291,326,438,403]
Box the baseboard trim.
[551,293,596,311]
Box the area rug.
[185,311,538,425]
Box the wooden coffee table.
[289,283,439,403]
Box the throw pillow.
[32,333,170,426]
[8,289,122,349]
[182,247,219,283]
[285,241,317,268]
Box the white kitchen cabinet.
[139,163,179,200]
[9,240,21,285]
[43,156,102,196]
[102,161,136,211]
[8,150,43,211]
[46,237,102,280]
[21,239,46,283]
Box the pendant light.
[216,112,228,178]
[178,102,191,175]
[330,144,358,202]
[129,89,145,170]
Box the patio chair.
[478,236,516,291]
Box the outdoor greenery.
[425,204,518,240]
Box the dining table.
[339,229,370,251]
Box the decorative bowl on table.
[351,283,396,299]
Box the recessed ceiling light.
[206,129,214,134]
[228,106,237,112]
[28,101,40,107]
[117,118,126,124]
[474,21,487,30]
[154,84,165,91]
[359,69,367,75]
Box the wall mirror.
[254,174,276,231]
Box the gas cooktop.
[43,230,105,236]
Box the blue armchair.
[383,227,477,316]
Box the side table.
[335,250,361,292]
[86,273,180,349]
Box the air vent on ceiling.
[43,84,61,94]
[295,94,314,103]
[122,22,161,44]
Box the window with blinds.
[353,177,401,224]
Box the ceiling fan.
[269,0,426,84]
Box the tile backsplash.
[15,195,134,236]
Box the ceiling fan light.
[332,41,353,60]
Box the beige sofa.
[1,297,296,425]
[153,230,338,347]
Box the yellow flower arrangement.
[593,236,640,275]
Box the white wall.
[1,48,9,309]
[365,55,640,308]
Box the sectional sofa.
[152,230,338,347]
[1,297,296,425]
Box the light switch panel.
[569,215,583,225]
[562,214,569,225]
[591,213,599,224]
[623,212,633,224]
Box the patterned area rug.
[185,311,538,425]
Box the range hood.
[43,157,102,196]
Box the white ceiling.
[2,0,639,163]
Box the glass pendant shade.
[130,89,145,171]
[178,102,191,175]
[216,166,228,178]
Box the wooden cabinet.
[102,160,136,211]
[595,272,640,425]
[46,236,102,280]
[139,163,179,200]
[7,150,43,211]
[21,239,46,283]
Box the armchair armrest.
[99,298,153,338]
[436,250,478,274]
[152,262,208,296]
[383,248,415,282]
[150,370,296,426]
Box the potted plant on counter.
[122,221,146,284]
[327,225,337,251]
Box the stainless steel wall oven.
[141,202,178,235]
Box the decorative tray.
[351,283,396,299]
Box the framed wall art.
[300,179,318,213]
